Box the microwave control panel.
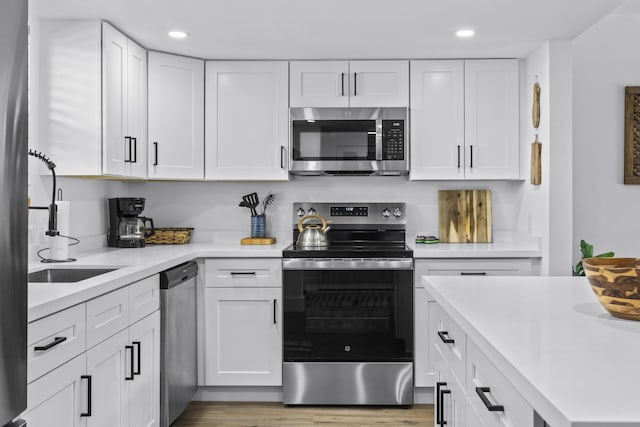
[381,120,405,160]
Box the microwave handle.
[375,118,383,161]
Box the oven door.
[282,258,413,362]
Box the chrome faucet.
[27,149,59,236]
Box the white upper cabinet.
[290,60,408,107]
[410,60,465,180]
[410,59,520,180]
[102,22,147,178]
[148,52,205,180]
[205,61,289,181]
[464,59,520,180]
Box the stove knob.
[393,207,403,218]
[296,208,306,217]
[307,207,316,216]
[382,208,391,218]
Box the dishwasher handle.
[160,260,198,289]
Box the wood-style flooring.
[172,402,434,426]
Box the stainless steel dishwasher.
[160,260,198,427]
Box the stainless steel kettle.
[296,214,330,248]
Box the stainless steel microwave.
[289,107,408,176]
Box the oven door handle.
[282,258,413,270]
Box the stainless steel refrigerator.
[0,0,28,426]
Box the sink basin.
[28,268,119,283]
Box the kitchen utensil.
[261,192,275,214]
[296,214,331,248]
[242,192,259,216]
[438,190,492,243]
[531,81,542,185]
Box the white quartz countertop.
[422,275,640,427]
[411,232,542,258]
[28,241,288,322]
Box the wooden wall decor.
[530,81,542,185]
[624,86,640,184]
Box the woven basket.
[144,228,194,245]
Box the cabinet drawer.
[86,286,129,348]
[415,259,532,285]
[28,304,86,383]
[129,274,160,324]
[467,339,533,427]
[205,258,281,288]
[433,303,466,387]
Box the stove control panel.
[330,206,368,217]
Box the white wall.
[128,178,523,243]
[572,4,640,258]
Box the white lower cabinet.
[23,275,160,427]
[430,300,534,427]
[203,258,282,386]
[23,354,88,427]
[415,258,532,388]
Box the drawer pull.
[125,345,135,380]
[133,341,141,376]
[34,336,67,352]
[436,382,446,425]
[460,272,487,276]
[80,375,92,417]
[230,271,256,276]
[437,330,455,344]
[476,386,504,412]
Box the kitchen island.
[423,275,640,427]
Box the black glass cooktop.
[282,243,413,259]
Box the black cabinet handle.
[437,331,455,344]
[457,145,461,168]
[153,142,158,166]
[470,145,474,168]
[341,73,345,96]
[125,345,134,380]
[460,272,487,276]
[80,375,92,417]
[133,341,141,376]
[124,137,132,163]
[132,137,137,163]
[436,382,446,426]
[273,299,277,324]
[230,271,256,276]
[353,72,357,96]
[34,336,67,352]
[280,146,286,169]
[440,388,451,425]
[476,387,504,412]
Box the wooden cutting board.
[240,237,277,245]
[439,190,492,243]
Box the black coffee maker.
[107,198,155,248]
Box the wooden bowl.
[582,257,640,321]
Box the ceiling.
[30,0,628,60]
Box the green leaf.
[580,239,594,258]
[595,251,615,258]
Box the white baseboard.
[194,386,283,402]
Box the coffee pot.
[107,198,155,248]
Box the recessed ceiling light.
[455,29,475,38]
[168,31,188,39]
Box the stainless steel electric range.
[282,202,414,406]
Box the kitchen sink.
[28,268,119,283]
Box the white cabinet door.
[102,23,127,176]
[204,287,282,386]
[290,61,349,108]
[410,60,464,180]
[148,52,204,180]
[85,329,129,427]
[23,354,88,427]
[128,312,160,427]
[205,61,289,181]
[414,288,436,387]
[348,60,409,107]
[464,59,519,180]
[125,38,148,178]
[102,23,147,178]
